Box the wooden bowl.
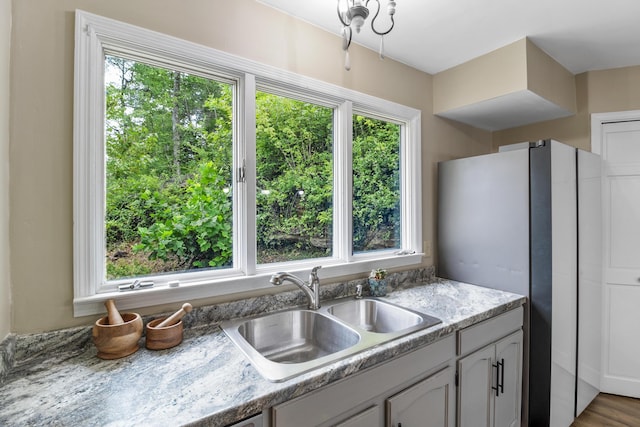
[92,313,143,359]
[145,317,184,350]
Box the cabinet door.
[386,367,452,427]
[493,331,522,427]
[227,413,263,427]
[335,406,381,427]
[457,345,495,427]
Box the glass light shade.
[388,0,396,15]
[349,4,369,33]
[351,14,365,32]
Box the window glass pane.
[352,114,401,253]
[105,55,233,280]
[256,91,334,264]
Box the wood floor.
[572,393,640,426]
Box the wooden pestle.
[156,303,193,328]
[104,299,124,325]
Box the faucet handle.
[310,265,321,279]
[355,284,363,299]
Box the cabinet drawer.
[457,306,523,356]
[272,335,455,426]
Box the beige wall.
[11,0,640,334]
[526,39,576,114]
[433,39,528,114]
[9,0,491,333]
[494,65,640,151]
[1,0,11,340]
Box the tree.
[105,56,401,278]
[105,56,233,276]
[255,91,333,262]
[352,114,401,251]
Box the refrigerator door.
[547,141,578,427]
[438,149,529,296]
[576,149,602,416]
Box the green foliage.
[104,55,401,279]
[134,161,232,268]
[255,92,333,261]
[106,256,154,279]
[105,56,232,254]
[352,115,401,251]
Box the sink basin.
[236,310,360,363]
[221,297,442,382]
[327,298,429,333]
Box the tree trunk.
[172,71,181,178]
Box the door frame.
[591,109,640,397]
[591,110,640,154]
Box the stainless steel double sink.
[221,298,442,382]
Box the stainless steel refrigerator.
[437,140,602,426]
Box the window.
[74,10,422,316]
[105,56,235,279]
[255,91,334,264]
[352,113,401,254]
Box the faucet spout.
[270,266,322,310]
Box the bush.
[134,161,232,269]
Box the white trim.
[591,110,640,155]
[406,113,423,253]
[73,10,423,316]
[74,253,423,316]
[240,73,256,275]
[335,101,353,261]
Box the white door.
[598,118,640,398]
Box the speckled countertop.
[0,272,526,427]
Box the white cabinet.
[270,307,524,427]
[457,344,495,427]
[335,406,381,427]
[386,367,452,427]
[271,335,455,427]
[493,332,522,427]
[227,413,264,427]
[456,307,523,427]
[457,331,522,427]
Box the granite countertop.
[0,276,526,426]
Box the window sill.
[73,253,424,317]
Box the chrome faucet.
[270,266,322,310]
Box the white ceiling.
[257,0,640,75]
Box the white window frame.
[73,10,422,316]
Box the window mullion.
[240,73,257,275]
[334,101,353,261]
[403,114,422,253]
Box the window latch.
[394,249,415,255]
[237,160,246,183]
[118,280,154,292]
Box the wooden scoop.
[104,299,124,325]
[156,303,193,328]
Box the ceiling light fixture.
[337,0,397,71]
